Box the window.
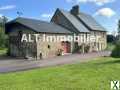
[76,37,78,40]
[18,31,22,38]
[48,45,51,49]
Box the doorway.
[61,41,71,53]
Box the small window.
[18,31,22,38]
[76,37,78,40]
[48,45,51,49]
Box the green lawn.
[0,57,120,90]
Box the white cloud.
[0,14,3,17]
[115,19,119,23]
[107,30,118,36]
[93,0,115,6]
[0,5,16,10]
[94,8,116,18]
[66,0,115,6]
[40,13,54,21]
[41,13,53,18]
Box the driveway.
[0,51,111,73]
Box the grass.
[0,57,120,90]
[0,48,7,56]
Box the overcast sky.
[0,0,119,33]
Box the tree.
[111,41,120,58]
[111,19,120,58]
[117,20,120,40]
[0,16,8,48]
[107,35,116,43]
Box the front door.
[62,41,71,53]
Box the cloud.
[66,0,115,6]
[94,8,116,18]
[0,5,16,10]
[93,0,115,6]
[107,30,118,36]
[115,19,119,23]
[41,13,53,18]
[0,14,3,17]
[40,13,54,21]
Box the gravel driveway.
[0,51,111,73]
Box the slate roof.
[77,13,106,31]
[57,9,106,32]
[59,9,90,33]
[6,17,72,34]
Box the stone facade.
[8,24,37,58]
[51,9,107,53]
[89,31,107,52]
[8,25,106,59]
[8,24,73,59]
[36,34,73,59]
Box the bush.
[0,26,8,48]
[106,43,115,51]
[84,45,90,53]
[111,41,120,58]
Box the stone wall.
[8,24,37,58]
[8,23,107,59]
[36,34,73,59]
[89,31,107,51]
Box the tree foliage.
[0,16,8,48]
[111,20,120,58]
[107,35,116,43]
[111,41,120,58]
[118,20,120,34]
[117,20,120,41]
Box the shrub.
[84,45,90,53]
[111,41,120,58]
[0,26,8,48]
[106,43,115,51]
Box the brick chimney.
[70,5,79,16]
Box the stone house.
[5,5,107,59]
[51,5,107,52]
